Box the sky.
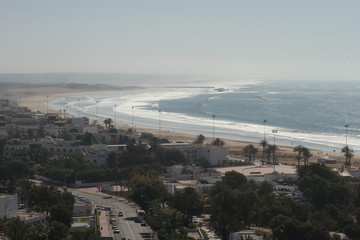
[0,1,359,80]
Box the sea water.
[50,79,360,152]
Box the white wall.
[0,194,17,219]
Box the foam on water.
[49,79,360,152]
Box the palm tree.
[103,118,113,130]
[193,134,205,144]
[342,145,354,169]
[302,147,312,165]
[212,138,225,146]
[267,144,278,165]
[243,144,258,162]
[259,140,268,165]
[293,145,304,165]
[4,217,28,240]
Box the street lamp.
[77,99,80,117]
[272,129,278,171]
[46,95,49,114]
[272,129,278,145]
[345,124,349,146]
[212,115,216,141]
[132,106,134,130]
[96,100,99,123]
[32,92,35,112]
[114,104,117,128]
[263,120,267,141]
[159,110,161,139]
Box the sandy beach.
[4,86,358,166]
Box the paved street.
[70,188,153,240]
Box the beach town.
[1,84,360,240]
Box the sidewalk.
[99,209,113,238]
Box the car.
[113,229,120,234]
[118,211,123,217]
[140,221,146,226]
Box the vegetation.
[1,103,360,240]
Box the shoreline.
[6,86,358,165]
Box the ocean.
[48,77,360,153]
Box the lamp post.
[77,99,80,117]
[96,100,99,123]
[263,120,267,141]
[159,110,161,139]
[272,129,278,145]
[272,129,278,171]
[132,106,134,130]
[32,92,35,112]
[212,115,216,141]
[114,104,117,128]
[65,97,68,114]
[46,95,49,114]
[345,124,349,147]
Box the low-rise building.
[3,139,30,159]
[229,230,263,240]
[162,143,229,166]
[17,210,46,225]
[0,194,17,219]
[73,202,94,217]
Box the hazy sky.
[1,1,359,80]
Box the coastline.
[7,86,358,165]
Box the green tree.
[103,118,113,130]
[171,187,203,223]
[341,145,354,169]
[26,223,49,240]
[193,134,205,144]
[243,144,258,163]
[48,220,69,240]
[266,144,278,165]
[212,138,225,146]
[302,147,312,165]
[7,160,29,179]
[3,217,28,240]
[222,171,247,189]
[298,164,350,210]
[259,140,268,165]
[344,223,360,240]
[50,203,73,227]
[294,145,304,165]
[130,174,169,211]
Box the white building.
[0,194,17,219]
[3,139,30,159]
[73,202,94,217]
[162,143,229,166]
[229,230,263,240]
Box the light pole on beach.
[212,115,216,141]
[46,96,49,114]
[132,106,134,130]
[96,100,99,123]
[272,129,278,145]
[32,92,35,112]
[77,99,80,117]
[263,120,267,141]
[272,129,278,171]
[159,110,161,139]
[114,104,117,128]
[345,124,349,146]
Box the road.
[70,188,153,240]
